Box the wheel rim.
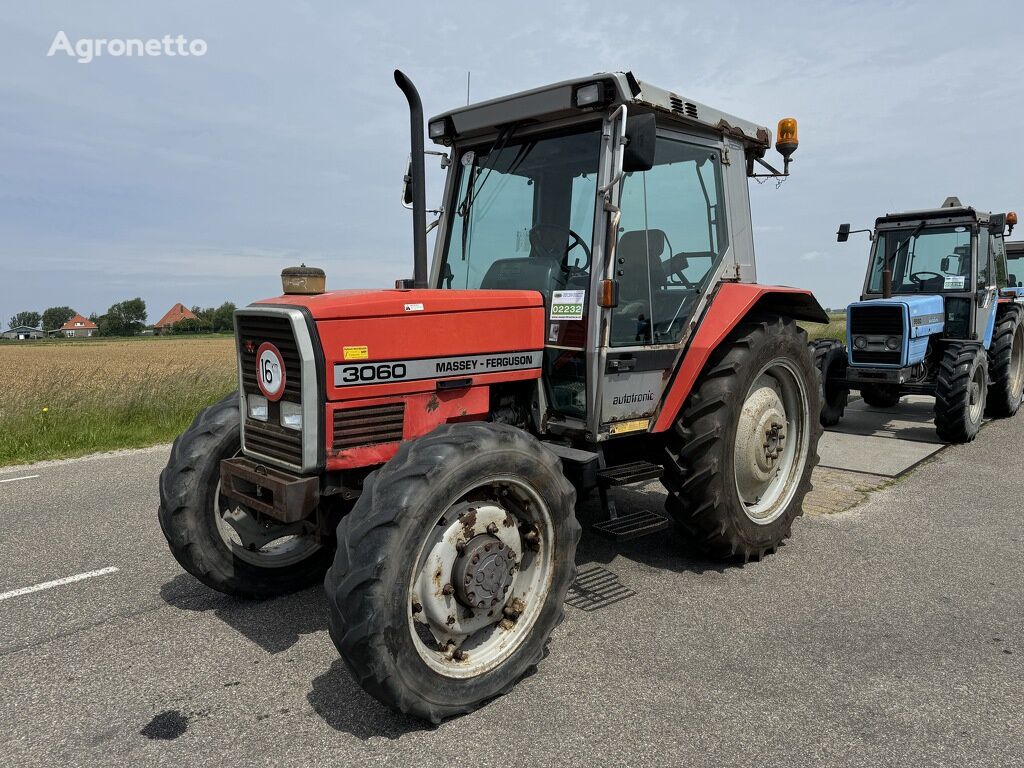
[1009,325,1024,402]
[212,453,321,568]
[407,477,555,679]
[968,363,985,424]
[733,358,811,524]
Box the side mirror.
[623,114,656,172]
[401,157,414,209]
[990,213,1006,233]
[837,223,851,242]
[940,256,950,272]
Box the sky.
[2,0,1022,325]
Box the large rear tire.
[860,383,902,408]
[934,342,987,443]
[811,339,849,426]
[985,305,1023,418]
[662,315,822,561]
[158,394,332,598]
[324,423,579,723]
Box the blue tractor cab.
[815,198,1024,442]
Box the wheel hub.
[736,383,788,500]
[452,534,517,609]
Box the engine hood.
[254,288,543,320]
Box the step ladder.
[592,460,671,541]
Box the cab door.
[974,226,999,346]
[598,131,732,434]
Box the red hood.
[254,288,543,321]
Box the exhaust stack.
[394,70,429,290]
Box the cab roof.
[429,71,772,154]
[876,197,993,227]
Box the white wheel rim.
[968,364,985,424]
[733,358,811,524]
[407,477,555,679]
[1009,325,1024,401]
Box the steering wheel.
[910,270,944,285]
[662,251,704,289]
[529,224,591,272]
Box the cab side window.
[610,137,728,346]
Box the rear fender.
[650,283,826,433]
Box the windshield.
[438,127,601,295]
[867,225,973,293]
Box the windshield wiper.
[458,123,523,261]
[886,220,926,294]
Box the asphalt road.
[1,419,1022,768]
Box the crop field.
[804,313,847,342]
[0,336,236,466]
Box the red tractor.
[159,71,827,722]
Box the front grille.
[849,305,903,336]
[236,313,303,467]
[850,305,903,365]
[333,403,405,450]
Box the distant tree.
[9,311,41,329]
[212,302,236,333]
[97,298,147,336]
[41,306,76,332]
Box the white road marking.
[0,474,39,484]
[0,567,120,602]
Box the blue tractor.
[815,198,1024,443]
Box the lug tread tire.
[934,342,987,443]
[662,315,822,562]
[158,393,333,598]
[323,422,580,724]
[986,305,1023,418]
[811,339,849,426]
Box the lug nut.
[442,583,455,596]
[499,619,515,630]
[411,601,422,614]
[452,649,467,661]
[504,597,526,620]
[486,522,498,534]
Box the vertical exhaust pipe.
[394,70,429,289]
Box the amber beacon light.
[775,117,799,158]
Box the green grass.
[803,313,847,343]
[1,337,235,466]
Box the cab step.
[591,509,672,541]
[596,460,664,487]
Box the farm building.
[59,314,98,338]
[2,325,44,340]
[154,303,197,334]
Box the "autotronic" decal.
[334,351,543,386]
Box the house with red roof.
[154,303,197,334]
[59,313,98,338]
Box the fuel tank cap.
[281,264,326,295]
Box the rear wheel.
[860,383,902,408]
[324,423,579,723]
[934,342,987,443]
[811,339,849,426]
[663,315,821,561]
[986,305,1023,417]
[158,394,332,598]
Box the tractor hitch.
[219,457,319,524]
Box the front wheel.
[662,314,822,561]
[158,394,332,598]
[811,339,849,426]
[934,342,987,443]
[324,423,580,723]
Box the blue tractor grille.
[849,305,903,365]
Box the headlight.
[853,336,868,350]
[280,400,302,431]
[247,394,268,421]
[573,82,605,108]
[885,336,901,351]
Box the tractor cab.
[1006,239,1024,295]
[422,73,799,439]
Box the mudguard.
[651,283,827,433]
